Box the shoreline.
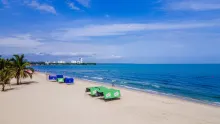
[1,72,220,124]
[76,77,220,108]
[41,71,220,108]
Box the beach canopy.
[103,89,121,100]
[86,86,107,96]
[56,75,64,78]
[64,78,74,84]
[49,75,57,80]
[57,78,64,83]
[86,86,121,100]
[86,86,105,92]
[96,88,121,99]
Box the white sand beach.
[1,72,220,124]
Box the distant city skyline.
[45,57,83,64]
[0,0,220,63]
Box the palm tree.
[0,68,14,91]
[0,56,3,70]
[0,58,14,91]
[11,54,34,85]
[0,58,11,70]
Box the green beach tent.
[57,78,64,83]
[86,86,121,100]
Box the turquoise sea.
[33,64,220,105]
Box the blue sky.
[0,0,220,63]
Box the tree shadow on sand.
[2,88,17,92]
[1,81,38,92]
[11,81,38,86]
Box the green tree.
[0,56,3,70]
[11,54,34,85]
[0,68,14,91]
[0,58,11,70]
[0,58,14,91]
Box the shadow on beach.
[98,97,121,102]
[1,88,17,92]
[86,93,121,102]
[88,94,98,97]
[1,81,39,92]
[11,81,38,86]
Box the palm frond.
[21,62,31,68]
[9,54,35,84]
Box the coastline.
[75,76,220,107]
[40,71,220,109]
[1,72,220,124]
[43,70,220,107]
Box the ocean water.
[33,64,220,105]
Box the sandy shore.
[1,72,220,124]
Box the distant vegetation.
[30,62,96,65]
[0,54,34,91]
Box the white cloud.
[28,41,121,58]
[49,52,95,57]
[35,52,45,56]
[76,0,90,7]
[53,22,219,40]
[67,1,80,10]
[28,1,56,14]
[1,28,220,63]
[32,52,96,57]
[0,34,43,47]
[0,35,121,59]
[109,55,122,59]
[168,1,220,11]
[95,55,122,59]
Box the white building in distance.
[79,58,83,63]
[57,60,66,63]
[71,58,83,64]
[71,60,77,63]
[45,61,50,65]
[77,58,83,64]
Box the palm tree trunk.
[2,83,5,91]
[17,77,20,85]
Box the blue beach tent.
[49,75,57,80]
[64,78,74,84]
[56,75,64,78]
